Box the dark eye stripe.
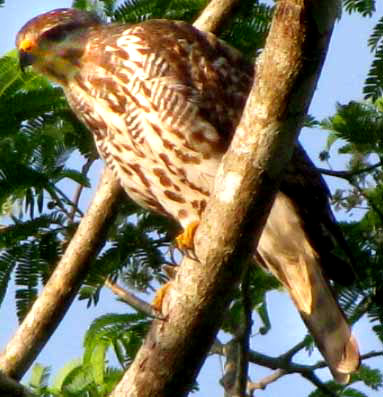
[40,22,87,42]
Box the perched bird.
[16,8,359,382]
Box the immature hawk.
[16,8,359,382]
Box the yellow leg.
[152,281,173,312]
[176,221,200,251]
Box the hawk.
[16,8,359,382]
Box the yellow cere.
[19,38,35,52]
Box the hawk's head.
[16,8,102,84]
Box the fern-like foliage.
[113,0,206,23]
[0,51,98,317]
[309,365,382,397]
[219,1,273,58]
[343,0,375,16]
[361,6,383,100]
[322,101,383,153]
[27,313,150,396]
[84,313,150,368]
[364,41,383,100]
[319,100,383,381]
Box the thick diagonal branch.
[0,168,124,380]
[111,1,339,396]
[193,0,240,32]
[0,371,34,397]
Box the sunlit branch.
[104,278,163,319]
[193,0,240,32]
[248,369,287,393]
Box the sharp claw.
[176,221,199,250]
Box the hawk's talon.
[176,221,199,251]
[152,281,173,313]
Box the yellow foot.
[176,221,200,251]
[152,281,173,312]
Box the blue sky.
[0,1,382,396]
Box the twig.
[216,337,383,396]
[53,185,84,217]
[247,369,287,393]
[68,157,95,221]
[300,371,339,397]
[311,350,383,371]
[359,350,383,360]
[234,268,253,396]
[318,161,382,180]
[105,278,163,319]
[320,161,383,225]
[279,339,308,362]
[220,271,253,396]
[47,186,72,218]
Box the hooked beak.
[19,50,36,73]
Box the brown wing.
[256,146,360,382]
[283,144,357,285]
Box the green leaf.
[89,341,108,385]
[29,363,51,390]
[255,299,271,335]
[50,358,83,393]
[343,0,375,16]
[364,42,383,100]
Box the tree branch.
[221,339,241,395]
[247,369,287,393]
[233,270,253,396]
[220,272,254,396]
[0,371,34,397]
[104,278,162,319]
[111,1,339,396]
[68,157,95,222]
[52,184,84,217]
[300,371,339,397]
[193,0,240,32]
[216,332,382,397]
[279,339,308,362]
[310,350,383,371]
[0,168,123,380]
[318,161,383,180]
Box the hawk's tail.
[290,254,360,383]
[256,193,360,383]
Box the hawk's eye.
[42,25,68,43]
[41,21,85,43]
